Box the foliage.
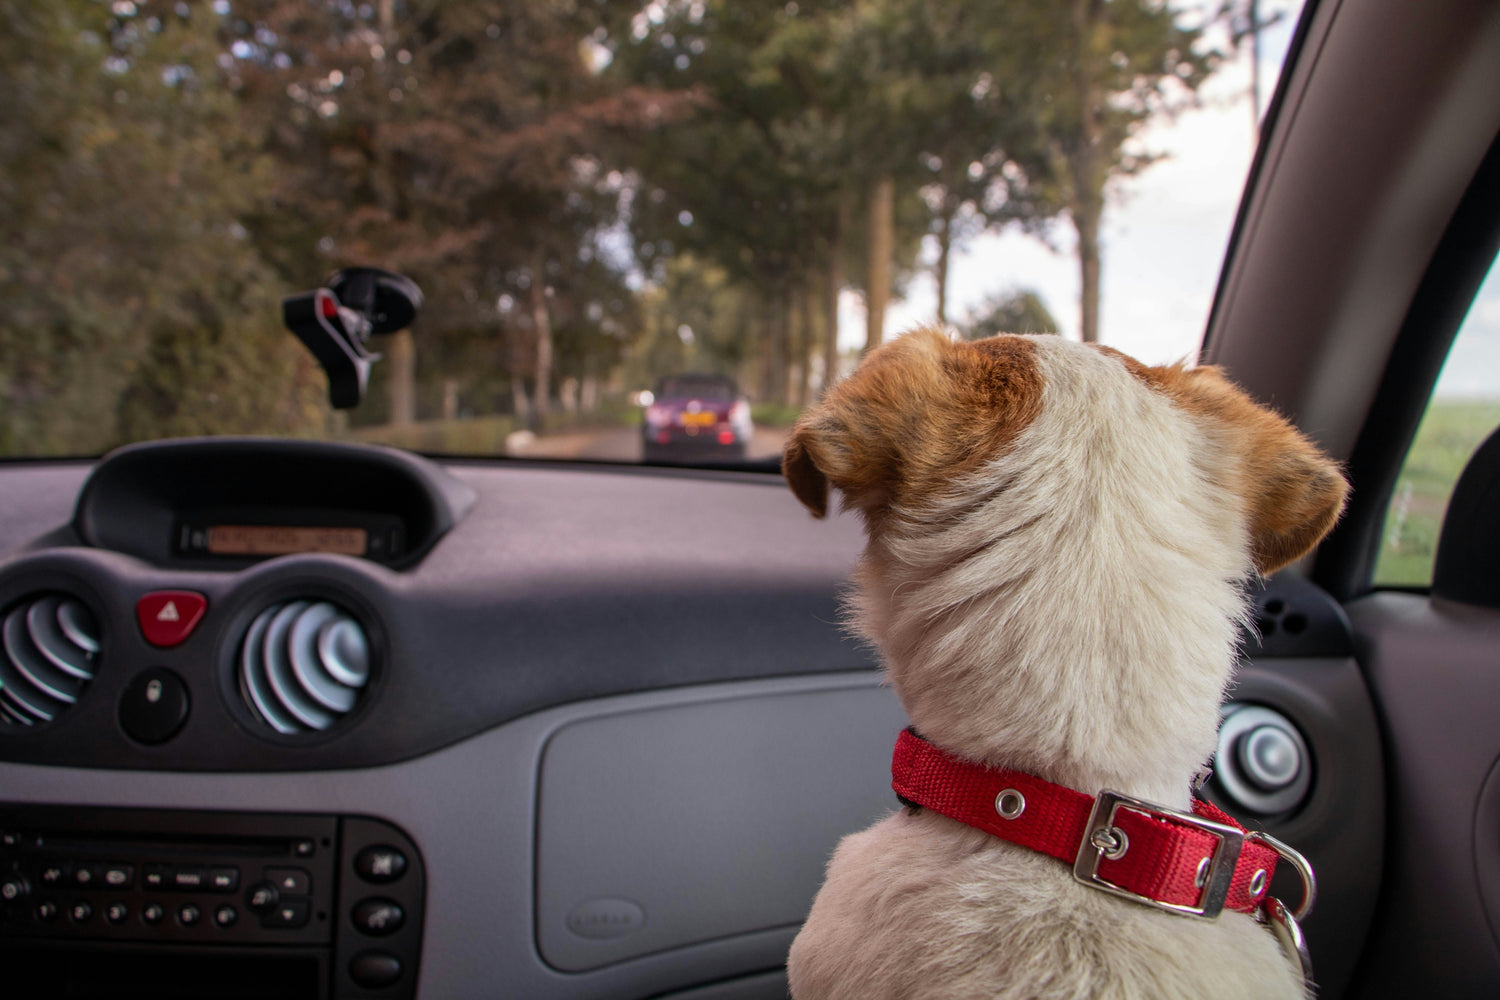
[0,0,326,455]
[1374,400,1500,587]
[0,0,1224,456]
[955,290,1060,339]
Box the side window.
[1374,258,1500,587]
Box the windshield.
[0,0,1306,464]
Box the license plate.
[680,412,716,426]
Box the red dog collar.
[892,729,1314,920]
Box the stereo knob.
[0,873,29,902]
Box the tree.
[0,0,326,455]
[229,0,693,430]
[954,289,1060,340]
[1041,0,1217,342]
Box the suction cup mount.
[284,267,423,409]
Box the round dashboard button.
[354,845,406,883]
[349,951,403,989]
[119,667,190,745]
[352,897,404,936]
[142,902,164,925]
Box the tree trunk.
[796,280,815,409]
[375,0,416,425]
[529,249,553,428]
[935,201,953,326]
[1070,0,1105,344]
[865,174,894,353]
[821,200,848,395]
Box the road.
[506,424,790,463]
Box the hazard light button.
[136,591,208,648]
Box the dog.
[782,328,1346,1000]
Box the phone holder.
[284,268,423,409]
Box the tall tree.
[1043,0,1216,342]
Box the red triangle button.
[136,592,208,648]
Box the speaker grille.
[0,594,100,727]
[237,600,371,735]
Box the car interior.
[1,0,1499,998]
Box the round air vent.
[0,594,100,728]
[237,599,372,735]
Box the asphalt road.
[508,424,790,463]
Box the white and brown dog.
[783,328,1346,1000]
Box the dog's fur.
[783,329,1347,1000]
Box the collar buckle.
[1072,789,1244,919]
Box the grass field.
[1373,398,1500,586]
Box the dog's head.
[784,328,1348,793]
[785,327,1346,575]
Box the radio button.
[39,863,67,885]
[177,903,201,926]
[142,864,168,889]
[349,951,403,990]
[352,897,404,936]
[247,881,279,912]
[105,901,129,924]
[214,905,238,928]
[263,899,309,929]
[71,864,98,887]
[208,867,240,892]
[70,900,93,923]
[102,863,133,889]
[264,867,310,896]
[35,900,58,921]
[354,845,407,883]
[171,866,206,890]
[141,902,165,925]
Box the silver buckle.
[1072,790,1244,919]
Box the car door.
[1202,0,1500,995]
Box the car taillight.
[717,429,735,445]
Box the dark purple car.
[641,374,754,463]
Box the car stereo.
[0,805,423,999]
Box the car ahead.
[1,1,1499,999]
[641,374,754,463]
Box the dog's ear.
[782,433,830,518]
[782,328,1043,521]
[781,328,951,519]
[1164,366,1349,575]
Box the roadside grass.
[1374,398,1500,587]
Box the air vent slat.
[57,599,101,655]
[4,608,82,703]
[237,598,371,736]
[290,603,359,712]
[241,606,302,735]
[0,593,99,728]
[318,618,370,687]
[28,596,97,679]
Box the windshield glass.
[0,0,1307,464]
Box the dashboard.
[0,439,1386,999]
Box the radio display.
[205,524,368,556]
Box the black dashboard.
[0,440,1387,999]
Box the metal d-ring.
[1246,830,1317,921]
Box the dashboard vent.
[0,594,100,728]
[237,600,371,735]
